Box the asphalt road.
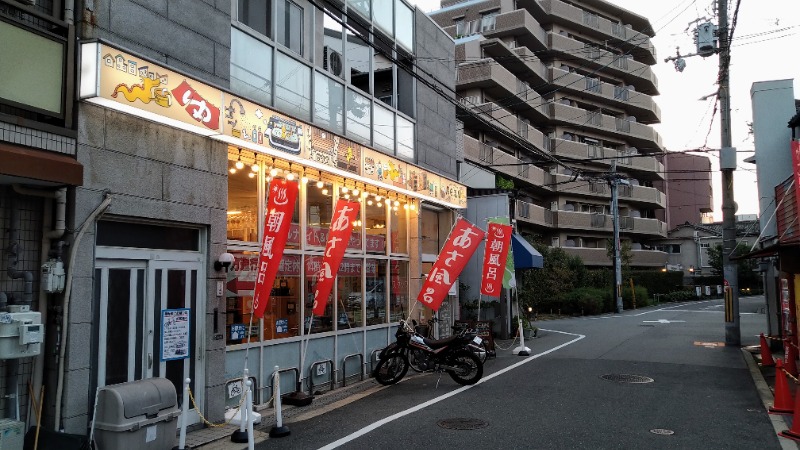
[256,297,785,449]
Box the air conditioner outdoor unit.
[323,46,343,77]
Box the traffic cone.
[761,333,776,367]
[786,339,799,378]
[770,359,795,415]
[780,375,800,441]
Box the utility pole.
[610,160,623,313]
[717,0,740,346]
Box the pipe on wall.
[54,192,112,431]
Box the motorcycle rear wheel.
[469,341,488,364]
[447,350,483,385]
[373,353,409,385]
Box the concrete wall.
[415,10,459,179]
[750,79,796,239]
[77,0,231,87]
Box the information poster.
[161,308,190,361]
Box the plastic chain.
[187,385,272,428]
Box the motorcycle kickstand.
[436,371,443,389]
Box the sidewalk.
[744,343,800,450]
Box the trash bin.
[93,378,180,450]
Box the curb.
[741,348,800,450]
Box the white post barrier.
[512,316,531,356]
[178,378,191,450]
[245,378,255,450]
[231,368,250,443]
[269,365,290,437]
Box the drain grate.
[437,418,489,430]
[601,374,654,384]
[650,429,674,435]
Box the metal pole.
[718,0,740,345]
[611,160,623,313]
[178,378,190,450]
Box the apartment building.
[655,152,714,229]
[1,0,461,434]
[430,0,668,268]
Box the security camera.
[214,252,235,272]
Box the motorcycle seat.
[422,335,459,349]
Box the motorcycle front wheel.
[447,350,483,385]
[407,348,427,372]
[373,353,409,385]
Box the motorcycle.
[408,319,488,372]
[373,320,484,386]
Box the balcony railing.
[479,142,494,164]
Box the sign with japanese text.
[161,309,190,361]
[96,45,223,133]
[418,218,485,311]
[480,222,512,297]
[488,217,517,289]
[306,127,361,175]
[312,199,361,316]
[252,179,300,318]
[223,95,307,155]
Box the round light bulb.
[270,168,279,177]
[367,200,373,206]
[404,204,409,210]
[375,195,382,201]
[341,186,349,193]
[235,160,244,170]
[286,173,295,181]
[362,192,368,198]
[248,172,255,178]
[352,189,359,196]
[410,203,416,211]
[377,202,383,208]
[393,206,398,211]
[302,176,309,184]
[229,168,236,174]
[322,188,328,195]
[317,181,324,188]
[344,194,350,199]
[251,164,259,172]
[394,200,400,206]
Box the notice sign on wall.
[161,308,190,361]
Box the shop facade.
[63,0,462,432]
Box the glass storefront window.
[227,154,259,242]
[305,255,333,333]
[275,52,311,120]
[226,251,261,345]
[366,259,388,325]
[373,103,395,153]
[336,258,363,329]
[267,177,301,249]
[389,199,407,254]
[231,29,273,106]
[396,115,414,160]
[346,89,371,145]
[389,260,408,322]
[365,195,387,254]
[307,180,333,248]
[314,72,344,134]
[261,254,302,340]
[396,0,414,52]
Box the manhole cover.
[650,429,674,435]
[437,418,489,430]
[601,374,654,384]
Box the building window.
[231,28,273,106]
[346,23,371,95]
[337,258,364,329]
[313,71,345,134]
[237,0,272,37]
[275,52,311,120]
[277,0,303,56]
[480,11,498,32]
[396,0,414,51]
[373,103,395,153]
[305,255,333,333]
[307,180,334,248]
[390,260,408,322]
[421,208,440,254]
[227,152,259,242]
[347,0,371,20]
[373,0,394,36]
[346,88,371,145]
[365,194,388,254]
[366,260,388,325]
[390,198,408,254]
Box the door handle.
[148,353,153,369]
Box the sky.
[411,0,800,222]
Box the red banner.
[792,141,800,216]
[480,223,512,297]
[312,199,361,316]
[418,218,485,311]
[252,179,299,318]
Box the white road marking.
[642,319,686,324]
[317,329,585,450]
